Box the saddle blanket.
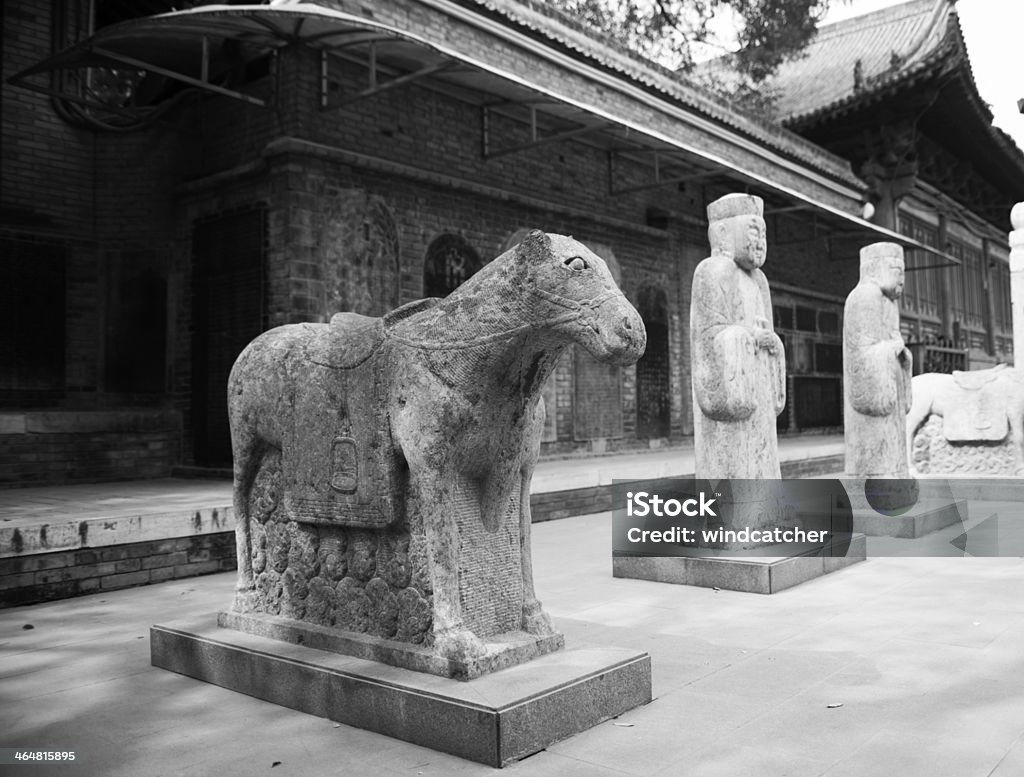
[943,366,1008,442]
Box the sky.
[823,0,1024,150]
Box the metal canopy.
[7,2,950,259]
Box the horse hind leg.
[230,415,263,612]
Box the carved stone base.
[151,614,651,767]
[613,534,866,594]
[218,610,564,680]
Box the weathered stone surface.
[217,610,564,680]
[844,242,913,478]
[691,194,785,479]
[226,231,645,676]
[907,366,1024,477]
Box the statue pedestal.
[840,477,966,538]
[613,534,866,595]
[151,614,651,768]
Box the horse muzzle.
[601,305,647,365]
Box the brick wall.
[173,122,690,456]
[0,533,235,608]
[1,3,95,237]
[2,0,860,478]
[0,411,182,487]
[2,0,189,482]
[768,214,861,299]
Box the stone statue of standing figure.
[843,242,913,479]
[691,193,786,479]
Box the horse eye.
[564,256,589,271]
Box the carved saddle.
[943,365,1009,443]
[278,302,438,530]
[952,363,1006,391]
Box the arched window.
[423,234,483,297]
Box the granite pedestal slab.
[613,534,866,595]
[151,614,652,768]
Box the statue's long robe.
[843,282,912,477]
[690,255,786,479]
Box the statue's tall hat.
[859,241,904,277]
[707,193,764,222]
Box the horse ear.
[517,229,551,261]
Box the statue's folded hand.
[754,329,781,355]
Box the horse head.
[514,230,646,365]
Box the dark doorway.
[793,377,842,429]
[0,238,66,408]
[191,208,265,466]
[105,251,166,395]
[636,285,671,439]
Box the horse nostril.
[622,316,632,331]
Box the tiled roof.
[769,0,957,125]
[460,0,861,187]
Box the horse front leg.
[410,467,487,661]
[519,402,555,636]
[519,464,555,636]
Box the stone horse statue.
[227,231,645,669]
[906,364,1024,476]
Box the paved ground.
[4,498,1024,777]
